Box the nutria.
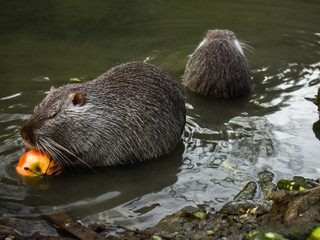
[20,62,186,170]
[183,29,253,99]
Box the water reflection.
[0,143,184,235]
[82,115,278,229]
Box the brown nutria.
[20,62,186,170]
[183,29,253,99]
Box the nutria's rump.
[183,29,253,99]
[20,62,186,169]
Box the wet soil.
[2,173,319,240]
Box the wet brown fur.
[183,29,253,99]
[20,62,186,169]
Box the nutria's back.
[183,29,253,99]
[20,62,186,169]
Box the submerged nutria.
[20,62,186,170]
[183,29,253,99]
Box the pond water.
[0,0,319,236]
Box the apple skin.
[16,150,61,177]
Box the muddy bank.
[2,172,319,240]
[93,172,320,240]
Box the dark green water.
[0,0,319,236]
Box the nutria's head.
[206,29,236,40]
[205,29,245,54]
[183,29,253,99]
[20,84,96,169]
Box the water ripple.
[0,92,22,101]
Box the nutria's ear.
[207,30,215,37]
[50,86,55,92]
[70,91,85,106]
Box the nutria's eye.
[48,110,58,119]
[47,106,60,119]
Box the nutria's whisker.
[44,138,96,172]
[37,138,73,169]
[239,40,254,54]
[41,138,77,168]
[37,139,65,168]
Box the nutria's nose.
[20,125,34,145]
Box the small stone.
[152,235,162,240]
[193,211,206,220]
[4,236,15,240]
